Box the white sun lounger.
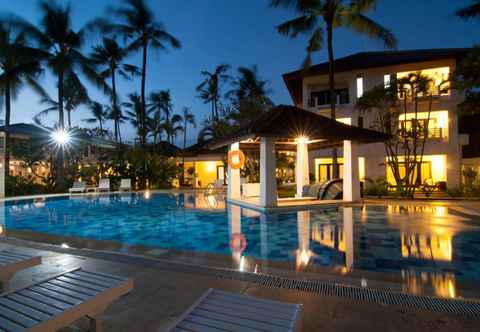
[69,181,86,194]
[167,288,303,332]
[0,251,41,291]
[119,179,132,191]
[0,267,133,332]
[96,179,110,192]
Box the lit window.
[356,76,364,98]
[397,67,450,96]
[384,74,391,88]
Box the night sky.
[3,0,480,146]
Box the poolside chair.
[119,178,132,191]
[69,181,86,194]
[0,267,133,332]
[96,178,110,192]
[167,288,303,332]
[0,251,41,291]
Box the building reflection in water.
[184,192,225,210]
[402,270,456,298]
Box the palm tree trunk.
[111,64,118,142]
[327,22,339,179]
[99,119,103,132]
[4,80,11,179]
[182,121,187,185]
[56,71,65,192]
[140,41,148,147]
[67,109,71,128]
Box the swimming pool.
[2,192,480,298]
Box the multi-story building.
[283,48,475,189]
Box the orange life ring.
[228,150,245,169]
[229,233,247,254]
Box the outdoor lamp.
[51,128,71,146]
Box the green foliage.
[363,177,389,198]
[6,175,46,197]
[446,187,464,198]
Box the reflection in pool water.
[1,192,480,298]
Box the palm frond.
[345,13,397,49]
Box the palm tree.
[181,107,196,151]
[271,0,397,177]
[84,102,108,131]
[0,21,47,177]
[123,92,148,145]
[36,73,90,128]
[106,104,127,143]
[196,64,230,121]
[164,114,183,144]
[108,0,180,145]
[91,37,139,142]
[228,66,273,127]
[147,110,164,144]
[456,1,480,19]
[8,1,110,190]
[148,90,173,141]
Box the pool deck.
[227,197,346,212]
[0,240,479,332]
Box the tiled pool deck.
[0,240,479,332]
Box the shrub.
[6,175,47,197]
[446,187,464,198]
[363,177,389,198]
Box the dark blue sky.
[4,0,480,146]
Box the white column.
[343,140,361,202]
[295,138,309,197]
[343,207,354,271]
[227,142,241,200]
[260,137,277,207]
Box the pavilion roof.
[208,105,389,149]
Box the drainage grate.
[209,269,480,317]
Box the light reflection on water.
[1,193,480,299]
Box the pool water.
[2,192,480,298]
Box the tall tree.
[147,110,164,144]
[271,0,397,178]
[148,90,173,141]
[456,1,480,20]
[108,0,180,146]
[36,73,90,128]
[196,64,230,121]
[91,37,139,142]
[0,21,47,178]
[164,114,183,144]
[123,92,148,145]
[228,66,273,127]
[9,0,110,190]
[181,107,196,151]
[84,102,108,131]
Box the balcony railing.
[399,127,445,139]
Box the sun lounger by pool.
[119,179,132,191]
[0,267,133,332]
[69,181,86,194]
[167,288,303,332]
[0,251,41,291]
[96,178,110,192]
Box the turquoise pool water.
[2,192,480,297]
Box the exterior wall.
[302,59,466,188]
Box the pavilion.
[209,105,389,210]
